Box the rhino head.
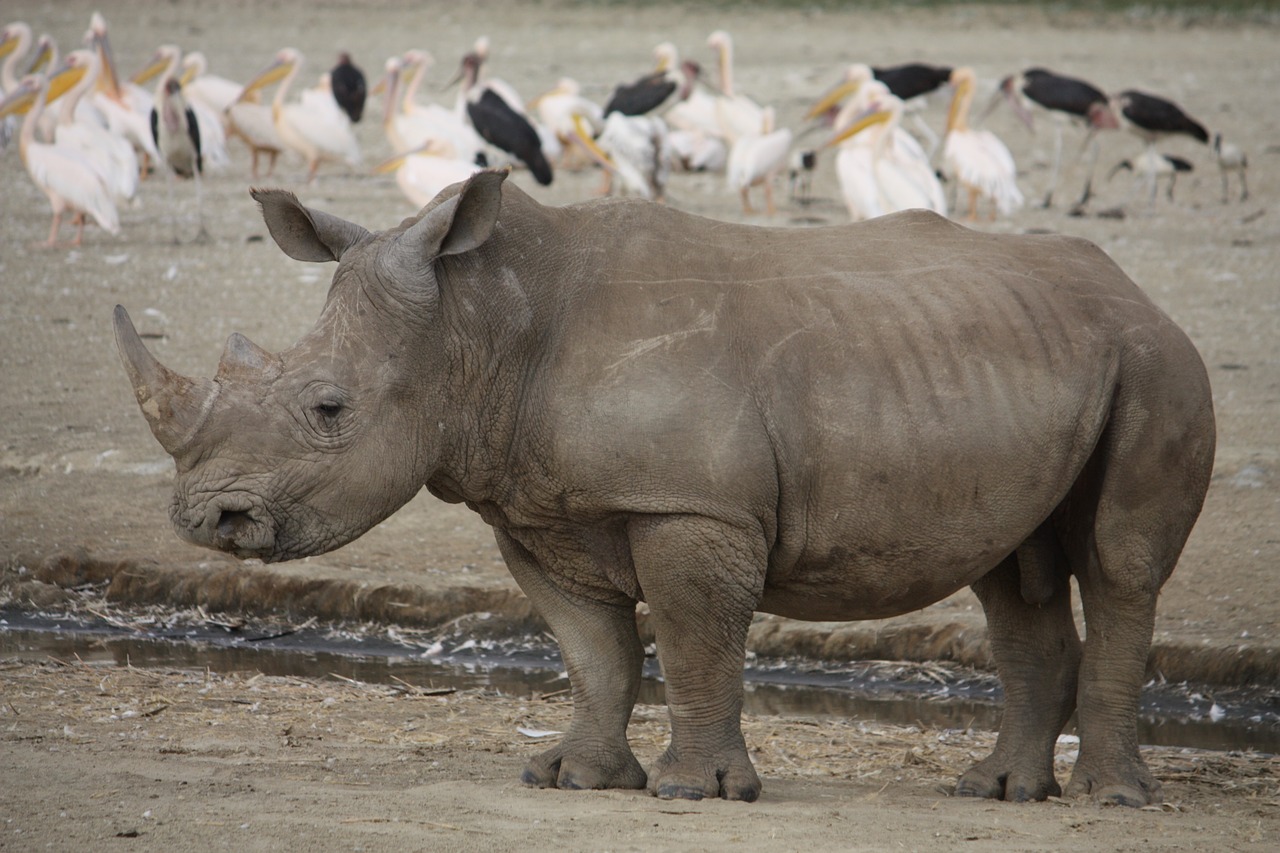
[114,170,508,562]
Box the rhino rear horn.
[251,187,371,263]
[113,305,217,456]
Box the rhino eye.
[314,401,343,418]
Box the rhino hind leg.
[494,531,648,792]
[957,553,1080,802]
[629,514,765,802]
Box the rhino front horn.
[113,305,217,456]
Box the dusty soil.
[2,1,1278,849]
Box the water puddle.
[2,608,1277,754]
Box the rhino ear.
[251,187,371,263]
[402,169,507,259]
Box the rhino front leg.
[957,553,1080,802]
[494,530,648,791]
[628,515,765,802]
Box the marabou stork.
[132,45,229,170]
[993,67,1119,208]
[330,52,366,123]
[603,42,698,118]
[0,73,120,247]
[151,76,208,241]
[456,48,552,185]
[943,67,1022,220]
[871,62,953,102]
[1110,88,1208,206]
[1108,149,1193,204]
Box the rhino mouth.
[171,492,277,559]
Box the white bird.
[46,49,139,205]
[239,47,360,182]
[455,43,552,185]
[705,30,765,146]
[84,12,157,168]
[528,77,603,171]
[372,139,484,209]
[726,106,792,215]
[132,45,229,170]
[570,110,672,201]
[179,51,242,117]
[1213,133,1248,203]
[1107,149,1193,204]
[378,51,485,162]
[818,83,947,221]
[0,73,119,246]
[1,22,37,148]
[943,67,1023,220]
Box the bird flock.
[0,13,1253,248]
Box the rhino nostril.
[217,509,256,540]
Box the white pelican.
[239,47,360,182]
[1213,134,1248,203]
[179,52,241,116]
[1,73,119,246]
[330,52,366,123]
[943,67,1023,220]
[705,30,765,145]
[380,50,485,161]
[226,89,284,179]
[570,110,671,200]
[726,106,792,215]
[455,46,552,185]
[992,68,1119,208]
[47,49,138,204]
[372,139,484,209]
[84,12,157,167]
[819,83,947,221]
[529,77,603,170]
[1,22,36,148]
[133,45,229,170]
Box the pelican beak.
[45,59,90,104]
[569,113,614,172]
[241,55,294,96]
[805,79,860,122]
[0,29,21,60]
[819,106,892,150]
[946,77,973,133]
[93,30,123,100]
[373,140,445,174]
[179,63,198,88]
[0,81,38,118]
[132,52,169,86]
[25,38,56,75]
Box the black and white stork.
[330,51,366,123]
[603,43,699,118]
[1110,89,1208,206]
[1213,133,1248,203]
[871,63,953,102]
[993,67,1120,208]
[1108,150,1194,203]
[456,49,552,185]
[150,76,207,240]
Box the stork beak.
[819,106,892,150]
[805,79,860,122]
[241,55,294,96]
[568,113,615,172]
[132,52,169,86]
[45,60,90,105]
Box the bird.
[225,86,285,179]
[132,45,229,170]
[817,82,947,221]
[83,12,158,170]
[179,51,242,116]
[1108,149,1193,204]
[705,30,765,145]
[455,46,552,185]
[726,106,793,216]
[151,75,208,240]
[373,52,485,164]
[1213,134,1248,203]
[787,149,818,206]
[0,73,119,247]
[528,77,603,171]
[1110,89,1208,206]
[238,47,360,182]
[992,67,1119,207]
[808,62,950,155]
[943,67,1023,220]
[329,52,366,123]
[372,138,484,209]
[603,42,698,118]
[870,63,953,101]
[46,48,139,206]
[569,109,672,201]
[0,22,37,149]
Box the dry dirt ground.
[2,1,1279,850]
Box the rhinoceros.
[114,170,1214,806]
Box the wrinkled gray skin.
[116,170,1215,806]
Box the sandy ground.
[2,0,1279,849]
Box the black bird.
[871,63,952,101]
[1112,89,1209,145]
[150,76,207,240]
[604,60,699,118]
[458,50,552,186]
[993,67,1120,208]
[330,52,367,123]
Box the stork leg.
[1041,123,1064,208]
[1071,131,1101,212]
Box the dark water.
[2,609,1277,754]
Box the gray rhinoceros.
[114,170,1215,806]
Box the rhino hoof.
[655,784,706,801]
